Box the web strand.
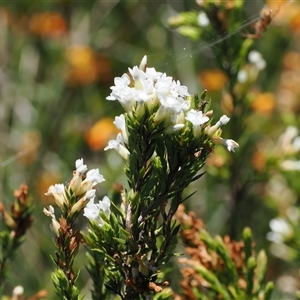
[148,0,293,71]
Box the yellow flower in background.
[85,117,119,151]
[66,45,112,86]
[198,69,228,91]
[251,92,275,115]
[29,12,67,37]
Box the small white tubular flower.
[104,133,130,160]
[98,196,111,215]
[213,137,239,152]
[43,205,55,218]
[45,183,66,208]
[69,158,88,194]
[83,199,100,220]
[223,139,239,152]
[107,74,136,112]
[69,158,105,197]
[75,158,88,175]
[216,115,230,127]
[185,109,209,138]
[186,109,209,126]
[43,205,60,235]
[84,168,105,189]
[83,196,111,226]
[207,115,230,136]
[114,114,128,143]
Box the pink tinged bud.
[213,137,239,152]
[223,139,239,152]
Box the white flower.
[186,109,209,126]
[267,218,293,243]
[185,109,209,138]
[45,183,66,208]
[75,158,88,175]
[104,133,130,160]
[106,55,190,123]
[217,115,230,127]
[248,50,266,70]
[213,137,239,152]
[223,139,239,152]
[197,12,209,26]
[206,115,230,136]
[106,74,136,112]
[69,158,105,196]
[84,169,105,188]
[276,126,300,156]
[83,196,111,226]
[280,160,300,171]
[237,70,248,83]
[43,205,60,235]
[114,114,128,143]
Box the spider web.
[147,0,293,72]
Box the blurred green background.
[0,0,300,298]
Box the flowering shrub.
[1,0,300,299]
[40,56,241,299]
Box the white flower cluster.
[105,56,239,157]
[107,56,190,124]
[44,158,111,227]
[267,208,299,260]
[237,50,266,83]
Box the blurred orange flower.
[35,171,62,204]
[290,11,300,32]
[85,117,119,151]
[29,12,67,37]
[66,45,111,86]
[19,131,41,165]
[198,69,228,91]
[251,150,266,171]
[251,92,275,114]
